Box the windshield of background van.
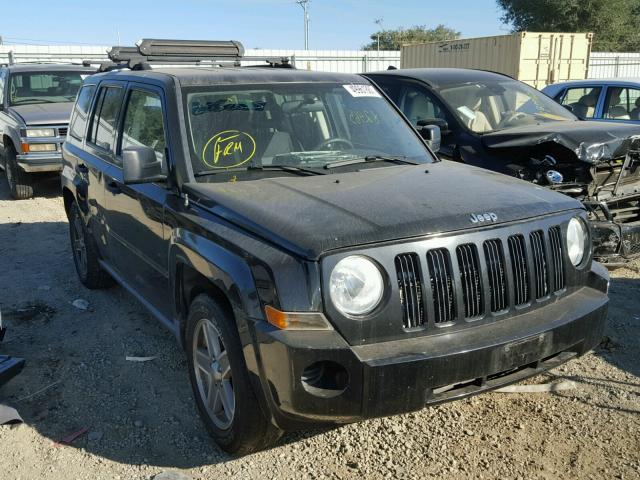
[184,82,433,181]
[436,78,578,134]
[9,71,87,105]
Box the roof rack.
[102,38,245,71]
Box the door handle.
[106,180,122,194]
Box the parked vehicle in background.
[62,40,609,454]
[0,63,95,199]
[543,78,640,123]
[365,68,640,266]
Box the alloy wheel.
[192,318,235,430]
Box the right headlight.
[329,255,384,316]
[567,217,588,266]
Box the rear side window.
[69,84,96,140]
[88,86,125,155]
[120,90,167,164]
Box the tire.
[68,201,114,289]
[186,294,282,455]
[4,145,34,200]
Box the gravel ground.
[0,175,638,480]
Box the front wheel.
[4,146,33,200]
[186,294,281,455]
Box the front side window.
[603,87,640,120]
[559,87,601,119]
[8,71,87,105]
[69,84,96,140]
[400,83,448,127]
[183,82,434,183]
[435,78,577,133]
[88,86,125,155]
[120,90,166,164]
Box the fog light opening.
[301,361,349,398]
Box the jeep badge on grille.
[470,212,498,223]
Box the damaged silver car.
[365,69,640,266]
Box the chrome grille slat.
[508,235,529,306]
[395,253,425,328]
[456,244,483,319]
[549,226,566,291]
[530,230,550,298]
[483,239,507,312]
[426,248,455,324]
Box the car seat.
[570,94,598,119]
[607,89,631,120]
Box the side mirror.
[563,104,574,113]
[122,146,166,184]
[417,118,449,134]
[419,125,441,153]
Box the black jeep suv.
[61,40,609,454]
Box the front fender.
[169,227,262,344]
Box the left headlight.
[25,128,55,138]
[329,255,384,316]
[567,217,588,266]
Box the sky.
[0,0,507,50]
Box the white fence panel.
[588,52,640,78]
[0,45,400,74]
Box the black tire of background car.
[68,201,115,289]
[186,294,282,455]
[4,145,34,200]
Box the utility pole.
[375,18,384,51]
[296,0,310,50]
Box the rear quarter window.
[69,84,96,140]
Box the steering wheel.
[497,111,528,129]
[315,137,354,151]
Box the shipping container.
[401,32,593,89]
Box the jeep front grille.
[394,223,567,329]
[395,253,425,328]
[426,248,456,324]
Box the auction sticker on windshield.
[343,84,381,98]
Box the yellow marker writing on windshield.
[202,130,257,169]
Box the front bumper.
[16,152,63,173]
[253,266,609,430]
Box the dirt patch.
[0,175,638,480]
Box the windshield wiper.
[194,164,326,177]
[323,155,416,170]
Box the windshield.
[8,71,87,105]
[436,78,577,133]
[183,82,434,182]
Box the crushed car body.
[365,68,640,266]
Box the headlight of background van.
[567,217,588,266]
[25,128,55,138]
[329,255,384,316]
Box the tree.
[363,24,460,51]
[497,0,640,52]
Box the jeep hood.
[481,120,640,164]
[185,162,580,259]
[7,102,73,126]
